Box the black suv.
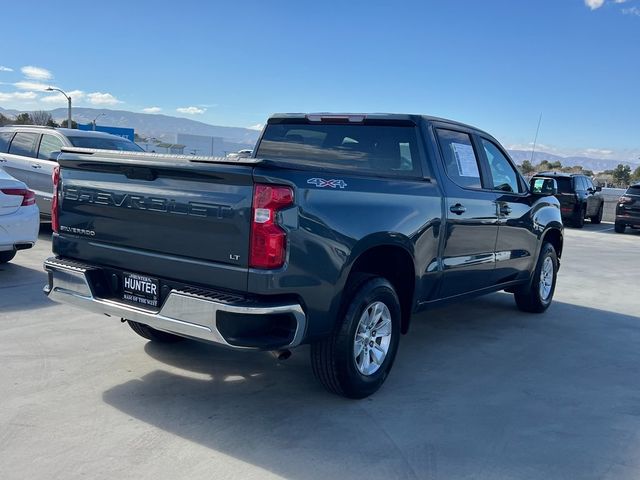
[535,172,604,228]
[615,183,640,233]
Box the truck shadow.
[102,294,640,479]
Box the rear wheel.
[590,204,603,224]
[0,250,16,264]
[572,206,585,228]
[311,277,401,399]
[127,320,185,343]
[514,242,558,313]
[614,222,626,234]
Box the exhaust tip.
[270,349,292,361]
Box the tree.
[519,160,535,175]
[14,113,33,125]
[548,160,563,170]
[31,110,54,126]
[612,164,631,187]
[58,119,78,128]
[0,113,11,126]
[631,166,640,184]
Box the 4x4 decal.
[307,178,348,189]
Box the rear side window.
[38,134,65,160]
[435,129,482,189]
[255,123,422,177]
[0,132,14,152]
[8,132,39,158]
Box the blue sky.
[1,0,639,160]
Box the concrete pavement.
[1,223,639,480]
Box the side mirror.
[48,151,61,161]
[530,177,557,196]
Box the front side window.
[8,132,39,158]
[38,134,65,160]
[435,129,482,189]
[481,138,522,193]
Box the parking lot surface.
[1,224,639,480]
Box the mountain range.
[1,106,637,172]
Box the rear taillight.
[619,196,632,204]
[0,188,36,206]
[52,166,60,233]
[249,184,294,269]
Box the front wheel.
[614,222,626,233]
[311,277,401,399]
[514,242,558,313]
[590,204,603,224]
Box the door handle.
[31,164,42,169]
[449,203,466,215]
[500,205,512,215]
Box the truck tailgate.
[54,154,255,292]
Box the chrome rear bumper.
[43,257,306,350]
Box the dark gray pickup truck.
[44,113,563,398]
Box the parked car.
[0,126,143,219]
[44,113,563,398]
[0,168,39,263]
[534,172,604,228]
[615,183,640,233]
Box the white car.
[0,168,39,263]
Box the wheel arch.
[339,234,417,335]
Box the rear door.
[433,127,499,298]
[3,132,44,208]
[32,133,66,215]
[0,131,15,170]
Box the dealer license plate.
[122,272,160,308]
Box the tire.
[572,206,585,228]
[614,222,626,234]
[590,204,603,224]
[514,242,558,313]
[127,320,185,343]
[0,250,16,264]
[311,277,401,399]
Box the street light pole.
[92,113,105,130]
[46,87,72,128]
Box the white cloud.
[623,6,640,15]
[0,91,38,101]
[176,106,205,114]
[41,90,85,104]
[584,0,605,8]
[86,92,122,105]
[584,148,614,156]
[14,81,51,91]
[248,123,264,131]
[0,66,13,72]
[142,106,162,113]
[21,65,52,80]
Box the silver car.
[0,126,143,219]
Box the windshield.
[68,136,143,152]
[551,177,573,193]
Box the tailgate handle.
[31,164,42,169]
[123,167,157,181]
